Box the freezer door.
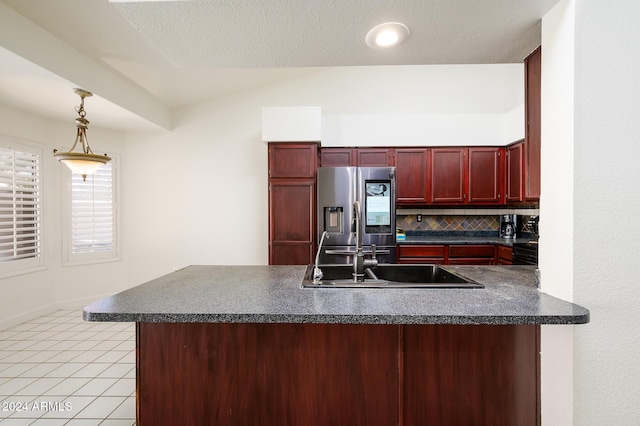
[317,167,356,246]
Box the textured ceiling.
[110,0,548,68]
[0,0,560,130]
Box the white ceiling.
[0,0,560,130]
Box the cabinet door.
[448,244,496,265]
[357,148,392,166]
[506,142,524,203]
[430,148,466,204]
[320,148,356,166]
[394,148,429,204]
[497,245,513,265]
[397,245,446,264]
[524,47,541,201]
[269,143,317,178]
[467,148,503,204]
[268,180,315,265]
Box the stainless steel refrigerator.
[317,166,396,264]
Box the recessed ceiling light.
[365,22,410,49]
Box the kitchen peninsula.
[84,265,588,426]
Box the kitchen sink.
[301,264,483,289]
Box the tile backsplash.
[396,208,540,235]
[398,215,499,232]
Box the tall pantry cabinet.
[267,143,317,265]
[524,46,541,201]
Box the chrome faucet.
[352,201,378,282]
[312,231,329,284]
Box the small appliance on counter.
[499,214,518,239]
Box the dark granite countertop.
[398,236,528,246]
[83,265,588,326]
[396,231,536,246]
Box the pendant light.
[53,88,111,181]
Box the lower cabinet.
[397,244,496,265]
[448,244,496,265]
[497,245,514,265]
[137,322,540,426]
[397,245,446,264]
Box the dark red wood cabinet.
[506,141,524,203]
[268,143,317,265]
[398,244,498,265]
[394,148,429,204]
[430,148,466,203]
[497,245,514,265]
[448,244,496,265]
[357,148,392,166]
[524,47,541,201]
[468,147,504,204]
[137,322,540,426]
[397,244,446,264]
[319,147,356,166]
[319,147,392,167]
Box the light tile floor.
[0,308,136,425]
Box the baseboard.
[0,293,111,331]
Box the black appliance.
[512,242,538,265]
[500,214,518,239]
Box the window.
[62,155,120,265]
[0,137,44,277]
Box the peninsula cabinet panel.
[402,324,540,426]
[524,46,542,201]
[268,142,317,178]
[430,148,466,203]
[506,142,524,203]
[394,148,429,204]
[137,323,540,426]
[268,181,315,265]
[468,147,504,204]
[137,322,399,426]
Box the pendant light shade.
[53,88,111,181]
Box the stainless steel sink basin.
[301,264,483,288]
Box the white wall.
[120,64,525,286]
[318,64,524,147]
[572,0,640,424]
[542,0,640,424]
[0,103,129,328]
[540,1,575,423]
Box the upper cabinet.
[319,148,356,166]
[467,147,504,204]
[429,147,504,205]
[506,141,524,203]
[392,146,503,206]
[524,47,541,201]
[356,148,392,166]
[319,148,392,167]
[394,148,429,204]
[430,148,466,204]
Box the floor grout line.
[0,307,136,424]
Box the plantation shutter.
[0,146,41,262]
[71,163,114,253]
